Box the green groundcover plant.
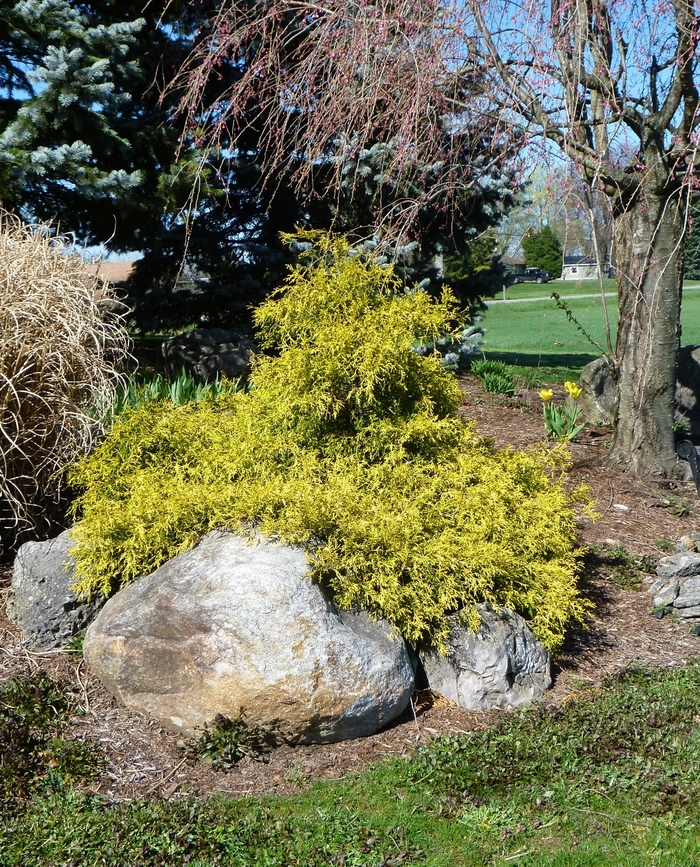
[0,674,104,808]
[5,664,700,865]
[68,234,590,652]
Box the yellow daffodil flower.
[539,388,554,401]
[564,381,582,399]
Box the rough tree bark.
[611,181,684,475]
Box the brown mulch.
[2,375,699,802]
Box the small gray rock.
[6,530,104,649]
[676,533,700,553]
[656,553,700,580]
[674,577,700,608]
[650,577,680,608]
[677,605,700,619]
[84,531,414,742]
[420,604,551,710]
[577,357,616,425]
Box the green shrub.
[68,234,590,652]
[469,359,517,395]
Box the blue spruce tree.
[0,0,154,246]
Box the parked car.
[509,268,551,285]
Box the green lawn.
[4,664,700,866]
[500,278,700,300]
[479,282,700,377]
[500,277,618,300]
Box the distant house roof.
[84,260,136,284]
[499,255,526,266]
[563,255,604,266]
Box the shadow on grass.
[481,350,601,370]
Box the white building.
[561,256,613,281]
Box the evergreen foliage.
[332,143,514,308]
[684,205,700,280]
[68,236,589,652]
[0,0,161,248]
[125,130,516,333]
[522,225,564,278]
[0,2,518,331]
[441,232,506,307]
[0,0,294,327]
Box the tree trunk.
[608,185,683,476]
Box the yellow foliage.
[68,235,590,653]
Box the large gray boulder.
[162,328,257,384]
[420,604,551,710]
[6,530,104,649]
[83,532,414,743]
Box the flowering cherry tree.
[171,0,519,247]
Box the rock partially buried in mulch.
[420,604,551,710]
[162,328,257,384]
[577,356,616,426]
[6,530,105,649]
[650,551,700,615]
[678,534,700,553]
[83,531,414,743]
[650,577,682,609]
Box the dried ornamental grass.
[0,212,130,552]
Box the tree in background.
[171,0,520,319]
[522,225,563,278]
[0,1,517,333]
[683,205,700,281]
[173,0,700,477]
[495,167,613,272]
[0,1,312,330]
[326,141,513,311]
[0,0,177,250]
[467,0,700,476]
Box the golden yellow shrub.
[68,235,589,652]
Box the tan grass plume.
[0,212,131,553]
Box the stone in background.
[162,328,257,384]
[6,530,104,649]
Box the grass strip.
[480,286,700,364]
[2,663,700,865]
